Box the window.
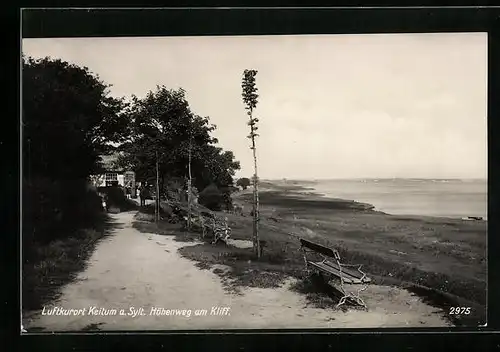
[105,173,118,181]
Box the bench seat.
[308,261,371,284]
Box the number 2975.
[449,307,471,315]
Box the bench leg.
[337,295,348,307]
[353,296,367,308]
[301,252,312,278]
[303,264,312,280]
[335,286,368,309]
[211,232,219,245]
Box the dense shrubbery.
[198,184,225,211]
[236,177,251,190]
[23,56,128,232]
[163,177,185,202]
[22,56,132,311]
[97,186,137,211]
[22,56,129,266]
[196,184,237,211]
[23,178,103,260]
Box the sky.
[22,33,488,180]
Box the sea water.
[302,178,487,219]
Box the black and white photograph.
[21,31,487,331]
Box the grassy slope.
[143,181,486,325]
[229,184,486,324]
[131,181,486,326]
[244,189,487,300]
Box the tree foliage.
[236,177,251,190]
[22,56,129,252]
[198,183,224,211]
[22,56,241,246]
[23,56,129,180]
[116,86,240,201]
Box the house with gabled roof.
[90,153,136,197]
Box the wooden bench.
[193,215,231,245]
[210,217,231,245]
[299,238,371,308]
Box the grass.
[22,211,121,313]
[288,273,362,312]
[133,215,366,314]
[132,219,200,243]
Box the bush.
[219,186,234,210]
[163,177,184,202]
[198,184,225,211]
[236,178,251,190]
[98,185,137,211]
[23,177,104,261]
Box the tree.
[241,69,261,258]
[236,177,251,190]
[187,129,193,230]
[22,56,129,246]
[117,86,240,204]
[198,183,224,211]
[23,56,129,180]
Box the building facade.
[90,153,136,197]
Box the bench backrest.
[300,238,337,258]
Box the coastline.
[226,180,486,325]
[259,180,381,211]
[259,179,487,221]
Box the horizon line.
[257,177,487,181]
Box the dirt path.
[24,212,451,331]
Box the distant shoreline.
[257,179,487,221]
[256,180,381,213]
[261,178,487,182]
